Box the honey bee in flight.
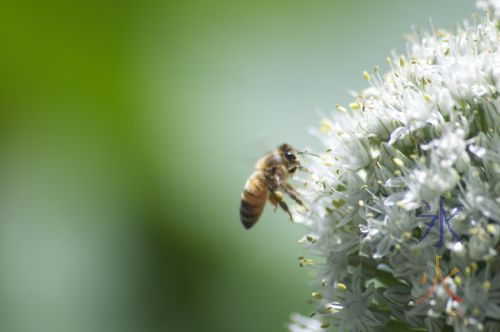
[240,143,308,229]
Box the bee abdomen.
[240,174,267,229]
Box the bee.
[240,143,307,229]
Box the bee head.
[279,143,298,164]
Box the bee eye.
[286,152,297,161]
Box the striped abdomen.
[240,172,268,229]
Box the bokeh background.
[0,1,474,331]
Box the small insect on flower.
[239,143,309,229]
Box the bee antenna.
[297,150,321,158]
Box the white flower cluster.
[478,0,500,21]
[291,3,500,331]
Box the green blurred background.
[0,1,473,331]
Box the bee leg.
[281,183,309,211]
[298,165,312,174]
[270,190,293,221]
[268,194,279,212]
